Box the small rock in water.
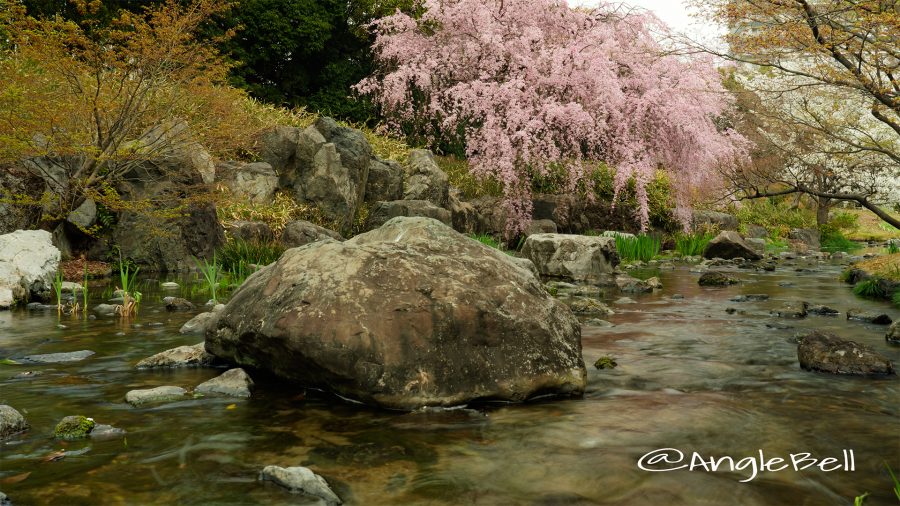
[260,465,342,504]
[0,491,10,506]
[698,271,739,287]
[798,330,894,375]
[93,304,117,316]
[195,368,253,398]
[160,282,180,289]
[887,322,899,344]
[569,298,614,316]
[846,310,892,325]
[164,297,195,311]
[614,297,636,305]
[808,305,840,316]
[670,294,685,300]
[729,294,770,302]
[125,386,188,406]
[180,312,219,335]
[53,415,95,440]
[90,424,127,439]
[770,301,808,319]
[136,343,216,369]
[593,356,618,370]
[584,318,615,328]
[777,282,795,287]
[0,405,29,439]
[20,350,95,364]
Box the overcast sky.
[568,0,723,43]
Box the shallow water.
[0,260,898,505]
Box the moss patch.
[53,415,95,440]
[594,356,618,370]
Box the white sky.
[569,0,724,43]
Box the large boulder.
[0,230,60,308]
[797,331,894,375]
[206,217,586,409]
[703,231,763,261]
[364,158,404,204]
[135,121,216,184]
[259,126,301,182]
[403,150,449,208]
[67,198,97,230]
[217,161,278,204]
[367,200,452,229]
[788,228,821,252]
[520,234,619,282]
[226,221,274,243]
[0,164,44,234]
[692,210,739,231]
[280,220,342,249]
[447,190,478,234]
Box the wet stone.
[260,465,342,505]
[798,330,894,376]
[0,405,28,439]
[195,368,253,398]
[20,350,95,364]
[808,305,840,316]
[125,386,188,406]
[729,294,769,302]
[846,310,892,325]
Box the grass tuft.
[615,234,660,263]
[675,232,714,257]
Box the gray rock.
[524,219,558,237]
[569,298,614,316]
[218,161,278,204]
[0,405,28,439]
[260,465,342,504]
[798,330,894,375]
[0,164,44,234]
[729,294,770,302]
[161,281,180,289]
[259,126,301,181]
[585,319,615,327]
[136,343,217,368]
[67,198,97,229]
[0,490,10,506]
[90,423,127,439]
[367,200,452,229]
[280,220,342,249]
[808,305,840,316]
[692,210,738,231]
[745,238,766,254]
[125,386,188,406]
[206,217,586,409]
[614,297,637,304]
[788,228,821,252]
[0,229,60,308]
[364,158,404,204]
[93,304,117,316]
[21,350,95,364]
[744,225,768,239]
[521,234,618,283]
[179,308,224,335]
[703,231,763,261]
[846,310,892,325]
[195,368,253,398]
[164,297,195,311]
[226,220,274,243]
[447,191,478,234]
[887,322,899,344]
[615,275,657,294]
[771,301,809,319]
[698,271,738,286]
[403,149,449,207]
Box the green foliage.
[766,237,790,253]
[887,462,900,501]
[852,279,887,299]
[853,492,869,506]
[675,232,714,257]
[115,254,141,316]
[887,242,899,255]
[217,239,286,272]
[615,234,661,263]
[194,254,223,303]
[594,356,618,370]
[53,415,95,440]
[469,233,504,250]
[820,229,862,253]
[52,269,63,312]
[734,199,815,238]
[586,165,677,231]
[893,290,900,308]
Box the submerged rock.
[164,297,195,311]
[846,310,893,325]
[615,275,656,294]
[729,294,769,302]
[0,405,28,439]
[195,368,253,398]
[771,301,809,319]
[568,298,614,316]
[125,386,188,406]
[206,217,586,410]
[90,424,127,439]
[260,465,342,505]
[20,350,95,364]
[136,343,217,369]
[520,234,618,283]
[53,415,95,439]
[698,271,738,287]
[887,322,899,344]
[797,331,894,375]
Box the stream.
[0,257,898,505]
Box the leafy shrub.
[675,232,714,256]
[217,239,286,273]
[820,229,862,253]
[734,199,815,238]
[615,234,661,263]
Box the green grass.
[614,234,661,263]
[217,239,285,272]
[675,232,714,257]
[853,279,887,299]
[887,242,899,254]
[194,254,224,304]
[887,462,900,501]
[52,270,63,313]
[854,492,869,506]
[821,229,863,253]
[893,290,900,307]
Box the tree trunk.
[815,197,832,226]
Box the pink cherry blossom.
[357,0,749,233]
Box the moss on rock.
[53,415,95,439]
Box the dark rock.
[615,275,655,294]
[136,343,218,368]
[367,200,452,229]
[280,220,342,249]
[260,466,342,505]
[569,298,614,316]
[206,217,586,409]
[226,221,273,243]
[0,405,28,439]
[771,301,809,319]
[698,271,739,286]
[798,330,894,375]
[447,191,478,234]
[846,310,892,325]
[164,297,195,311]
[53,415,95,439]
[692,210,738,231]
[729,294,769,302]
[788,228,821,252]
[887,322,899,344]
[808,305,840,316]
[364,158,404,204]
[703,231,763,261]
[259,126,301,181]
[524,219,558,236]
[92,304,117,316]
[195,368,253,398]
[593,357,618,369]
[0,164,44,234]
[20,350,95,364]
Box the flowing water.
[0,259,898,505]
